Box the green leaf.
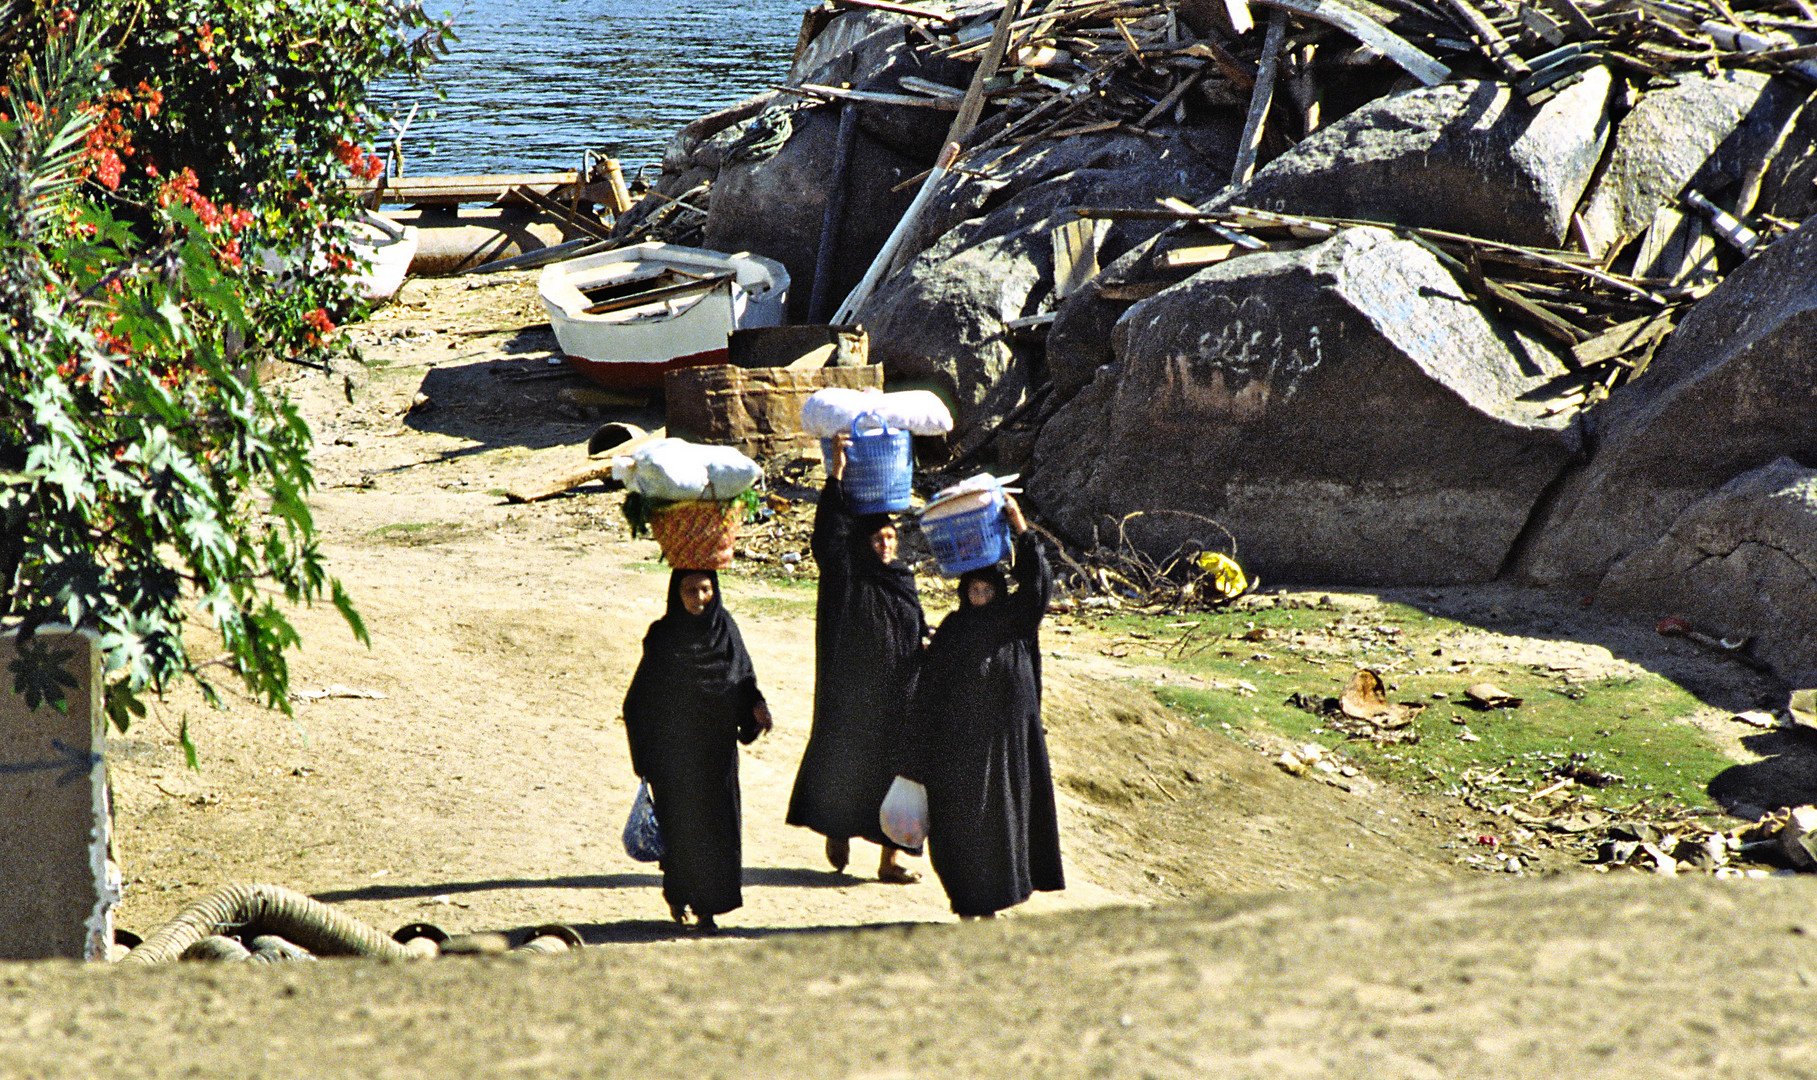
[178,716,199,771]
[331,578,368,646]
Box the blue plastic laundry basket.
[843,412,913,514]
[921,489,1012,574]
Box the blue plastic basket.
[922,491,1011,574]
[844,412,913,514]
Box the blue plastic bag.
[622,780,665,863]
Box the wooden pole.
[808,102,862,323]
[1231,11,1287,186]
[831,0,1026,324]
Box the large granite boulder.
[858,216,1053,440]
[703,105,924,322]
[856,130,1232,439]
[1025,226,1580,585]
[1575,71,1803,260]
[846,36,979,162]
[787,9,917,90]
[1046,230,1198,397]
[1518,217,1817,587]
[1599,458,1817,686]
[1214,70,1612,247]
[660,92,784,176]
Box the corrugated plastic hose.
[179,935,251,962]
[249,935,317,963]
[120,883,414,964]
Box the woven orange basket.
[650,500,743,570]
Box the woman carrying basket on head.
[901,496,1063,919]
[786,433,927,884]
[624,570,772,932]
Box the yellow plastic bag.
[1193,551,1247,601]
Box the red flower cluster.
[334,139,386,182]
[156,167,255,236]
[79,84,159,191]
[302,307,335,345]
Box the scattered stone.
[1780,806,1817,871]
[1463,683,1523,709]
[703,105,924,322]
[1791,690,1817,731]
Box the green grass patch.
[1092,601,1729,811]
[365,521,469,546]
[729,594,816,619]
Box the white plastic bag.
[799,387,882,437]
[879,776,929,849]
[615,438,762,501]
[876,390,954,435]
[800,388,954,437]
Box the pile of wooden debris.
[785,0,1813,412]
[798,0,1815,176]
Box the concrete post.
[0,630,115,961]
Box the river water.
[371,0,808,181]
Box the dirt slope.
[106,272,1483,942]
[5,273,1801,1079]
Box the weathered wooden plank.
[1439,0,1532,77]
[832,0,958,21]
[796,83,962,109]
[1157,242,1239,269]
[1252,0,1451,85]
[1571,311,1675,366]
[1051,217,1107,299]
[504,185,616,243]
[581,274,733,316]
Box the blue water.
[371,0,808,180]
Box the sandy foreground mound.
[7,876,1817,1077]
[6,275,1804,1078]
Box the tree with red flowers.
[0,0,448,744]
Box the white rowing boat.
[348,214,419,301]
[538,242,790,388]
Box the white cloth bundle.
[799,387,955,437]
[610,438,762,501]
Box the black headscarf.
[848,512,918,609]
[627,569,760,735]
[928,563,1014,669]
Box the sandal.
[825,835,850,872]
[877,864,921,885]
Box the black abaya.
[623,570,766,918]
[905,531,1064,917]
[786,478,926,850]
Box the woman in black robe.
[903,498,1064,918]
[623,570,771,931]
[786,435,927,883]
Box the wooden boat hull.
[539,242,790,389]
